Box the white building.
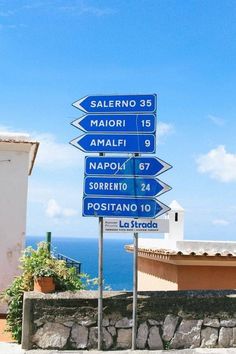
[0,133,38,313]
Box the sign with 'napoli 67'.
[85,156,172,177]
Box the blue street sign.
[71,114,156,133]
[85,156,172,177]
[72,94,157,113]
[83,197,170,218]
[70,134,156,153]
[84,176,171,198]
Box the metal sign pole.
[98,216,103,350]
[132,152,139,350]
[98,152,104,351]
[132,230,138,350]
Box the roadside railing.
[54,252,82,274]
[46,232,82,274]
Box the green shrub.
[0,242,84,343]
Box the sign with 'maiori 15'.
[71,114,156,133]
[72,94,157,113]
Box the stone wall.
[22,290,236,350]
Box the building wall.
[138,256,236,291]
[0,144,31,311]
[138,257,178,291]
[138,271,177,291]
[178,265,236,290]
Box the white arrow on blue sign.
[85,156,172,177]
[70,134,156,154]
[72,94,157,113]
[83,196,170,218]
[71,114,156,133]
[84,176,171,198]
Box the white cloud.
[0,125,11,132]
[212,219,229,226]
[208,114,225,126]
[157,122,173,138]
[79,4,116,16]
[196,145,236,182]
[0,127,82,170]
[31,132,84,170]
[59,1,117,17]
[0,125,29,134]
[46,199,78,219]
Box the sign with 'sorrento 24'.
[104,218,169,233]
[84,176,171,198]
[71,114,156,133]
[83,197,170,218]
[85,156,172,177]
[72,94,157,113]
[70,134,155,154]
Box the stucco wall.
[138,271,177,291]
[178,265,236,290]
[138,256,236,291]
[22,290,236,350]
[0,143,32,312]
[138,257,178,291]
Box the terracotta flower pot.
[34,277,55,293]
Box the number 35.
[140,99,152,107]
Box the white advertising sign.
[104,218,169,233]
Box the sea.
[26,236,133,291]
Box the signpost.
[84,176,171,197]
[72,114,156,133]
[70,93,171,350]
[72,94,157,113]
[70,133,156,154]
[85,156,172,176]
[83,196,170,218]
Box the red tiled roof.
[125,245,236,258]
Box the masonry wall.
[22,290,236,350]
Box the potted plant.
[33,266,56,293]
[0,242,85,343]
[21,242,56,293]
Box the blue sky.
[1,0,236,240]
